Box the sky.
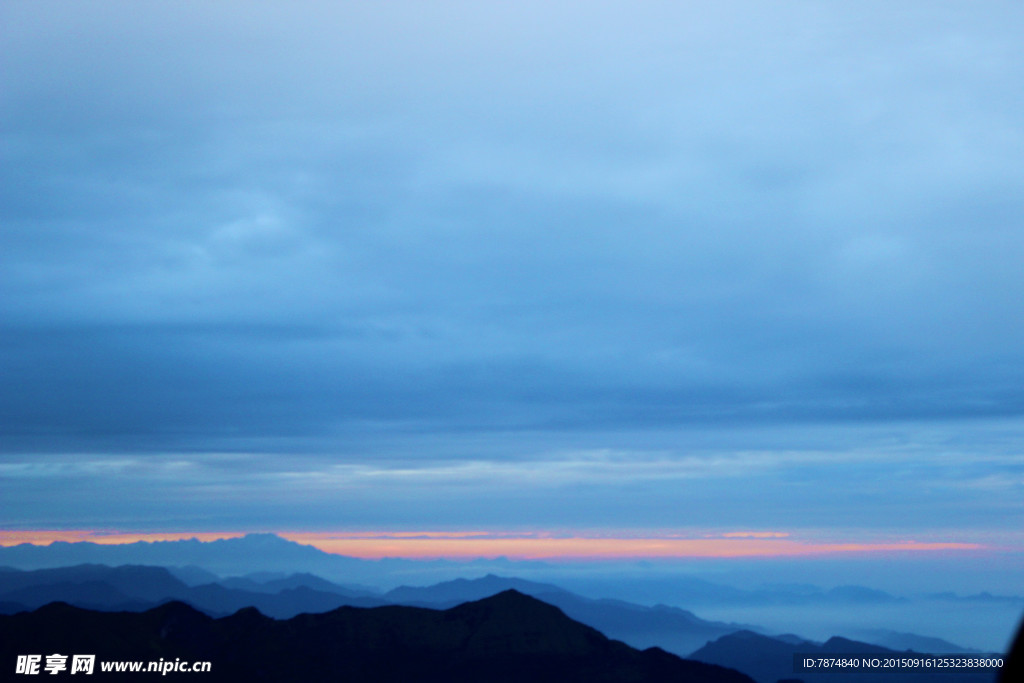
[2,1,1024,573]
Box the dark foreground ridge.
[0,589,754,683]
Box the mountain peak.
[474,588,556,610]
[1,593,756,682]
[454,588,567,617]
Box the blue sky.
[2,1,1023,561]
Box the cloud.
[2,420,1022,536]
[2,2,1024,542]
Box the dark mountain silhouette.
[0,591,755,682]
[3,565,986,660]
[0,566,739,653]
[691,629,996,683]
[692,629,814,683]
[386,574,746,655]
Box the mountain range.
[1,533,984,607]
[0,533,541,586]
[382,573,749,655]
[0,564,387,618]
[0,591,755,683]
[2,563,1006,676]
[1,534,1016,665]
[0,565,742,654]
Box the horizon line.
[0,529,990,560]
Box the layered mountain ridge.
[0,590,753,683]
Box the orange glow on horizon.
[0,529,985,559]
[280,534,982,559]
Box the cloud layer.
[2,2,1023,540]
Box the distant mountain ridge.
[565,574,908,608]
[384,573,748,655]
[0,565,741,654]
[1,535,1003,655]
[0,591,756,683]
[0,564,387,618]
[0,534,365,578]
[0,533,544,586]
[848,628,981,654]
[385,573,573,604]
[7,533,1013,606]
[1,563,989,660]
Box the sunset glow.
[0,530,984,560]
[281,533,983,559]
